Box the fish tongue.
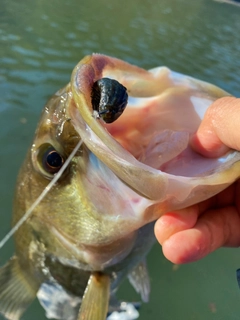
[77,273,110,320]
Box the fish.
[1,53,240,320]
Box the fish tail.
[0,256,38,320]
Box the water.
[1,0,240,319]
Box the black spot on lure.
[91,78,128,123]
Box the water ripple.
[11,45,43,58]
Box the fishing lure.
[91,78,128,123]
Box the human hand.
[154,97,240,264]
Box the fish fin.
[77,272,110,320]
[128,260,150,303]
[0,256,38,320]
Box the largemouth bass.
[0,54,240,320]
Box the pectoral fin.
[0,256,38,320]
[77,272,110,320]
[128,260,150,303]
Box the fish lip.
[50,225,137,270]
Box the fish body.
[1,54,240,320]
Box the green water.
[1,0,240,319]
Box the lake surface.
[1,0,240,319]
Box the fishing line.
[0,138,83,250]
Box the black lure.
[91,77,128,123]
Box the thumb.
[191,97,240,157]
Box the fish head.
[15,85,150,271]
[14,54,240,271]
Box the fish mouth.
[67,54,240,213]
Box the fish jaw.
[69,53,240,213]
[49,225,138,270]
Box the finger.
[191,97,240,157]
[154,207,199,245]
[154,198,215,245]
[161,206,240,264]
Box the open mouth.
[68,54,240,210]
[103,93,234,178]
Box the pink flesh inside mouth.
[103,96,231,178]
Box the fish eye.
[36,144,65,177]
[43,148,64,174]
